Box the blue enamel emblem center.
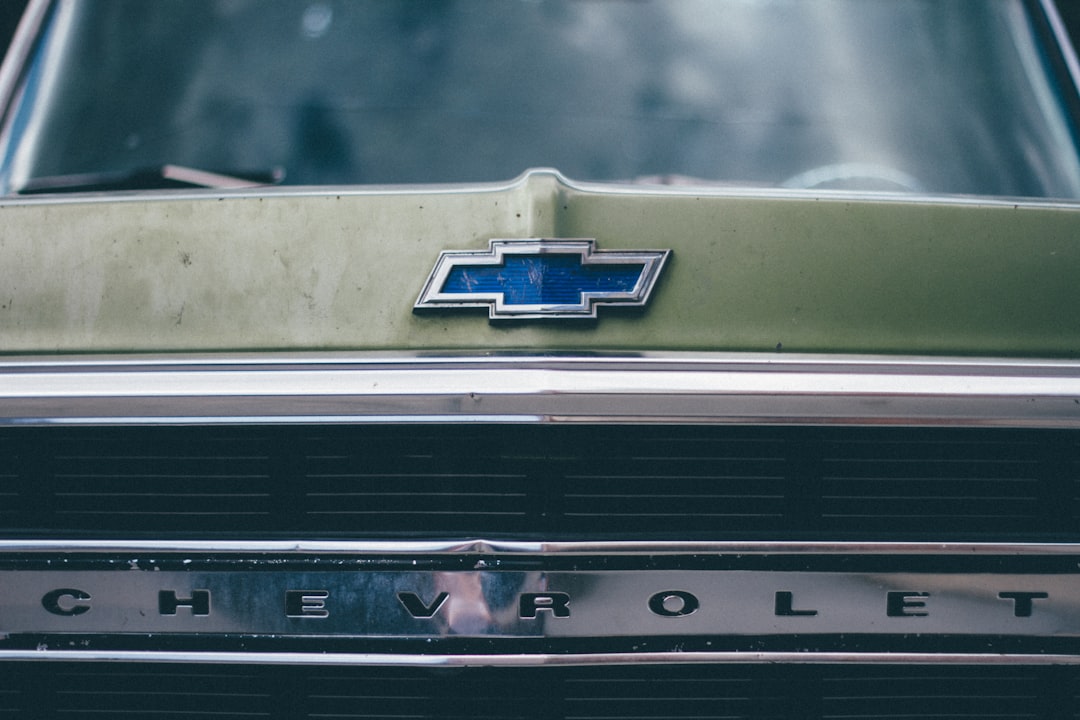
[442,255,644,305]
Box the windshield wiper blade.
[17,164,285,194]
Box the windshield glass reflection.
[4,0,1080,197]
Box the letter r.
[519,592,571,618]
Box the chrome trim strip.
[2,651,1079,666]
[3,167,1080,209]
[1042,0,1080,102]
[1,354,1078,426]
[11,546,1076,656]
[10,566,1075,638]
[1,539,1078,556]
[0,0,50,124]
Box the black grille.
[1,425,1077,541]
[0,663,1077,719]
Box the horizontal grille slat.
[2,664,1076,719]
[0,425,1077,540]
[820,673,1044,719]
[4,667,278,719]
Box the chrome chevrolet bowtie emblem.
[415,238,670,319]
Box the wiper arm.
[17,164,285,194]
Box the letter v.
[398,591,450,618]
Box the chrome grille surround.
[1,353,1079,669]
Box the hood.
[0,169,1077,357]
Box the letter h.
[159,589,211,616]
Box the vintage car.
[2,0,1080,716]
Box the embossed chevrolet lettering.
[19,579,1059,627]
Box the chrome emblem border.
[414,238,670,319]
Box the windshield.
[3,0,1080,197]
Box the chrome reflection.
[3,564,1080,638]
[5,538,1080,556]
[5,650,1080,666]
[0,353,1079,427]
[4,540,1080,664]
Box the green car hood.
[0,170,1077,357]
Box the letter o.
[648,590,699,617]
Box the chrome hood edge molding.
[2,353,1079,427]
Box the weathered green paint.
[0,171,1077,356]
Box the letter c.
[42,588,91,616]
